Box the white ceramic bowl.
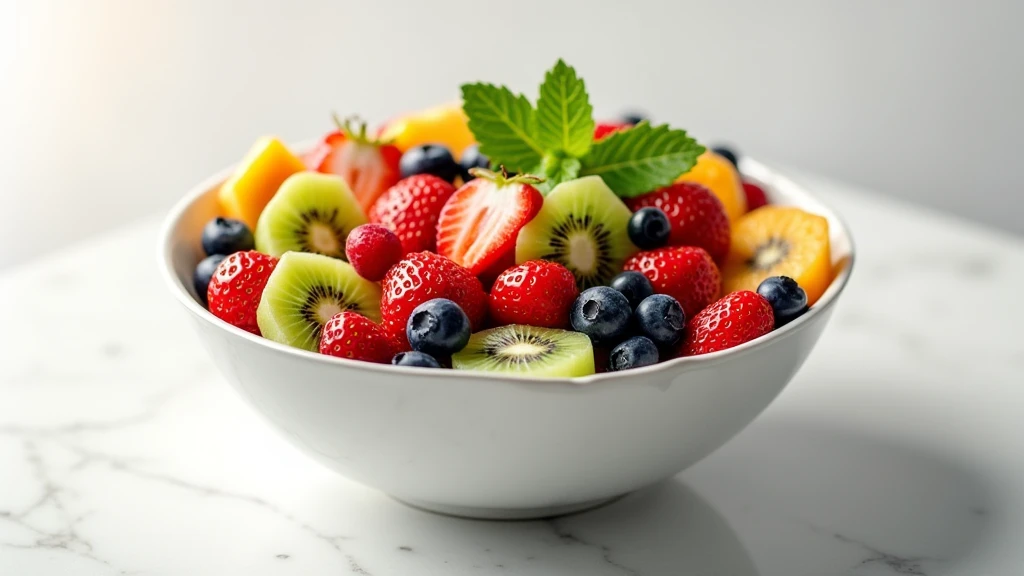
[160,155,854,519]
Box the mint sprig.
[580,122,705,198]
[460,60,704,197]
[535,60,594,158]
[461,83,544,173]
[536,155,581,194]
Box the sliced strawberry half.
[436,168,544,276]
[307,115,402,213]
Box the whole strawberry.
[207,250,278,335]
[380,252,487,346]
[369,174,457,254]
[682,290,774,356]
[489,260,579,329]
[626,182,731,263]
[623,246,721,318]
[319,311,398,363]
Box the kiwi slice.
[516,176,638,289]
[452,325,595,378]
[254,172,366,259]
[256,252,382,351]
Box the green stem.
[469,166,546,187]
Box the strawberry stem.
[469,166,546,188]
[330,111,394,146]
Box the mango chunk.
[218,137,306,228]
[676,150,747,222]
[379,102,476,160]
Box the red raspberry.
[319,311,398,363]
[489,261,579,329]
[345,224,403,281]
[207,250,278,335]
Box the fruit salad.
[193,60,833,378]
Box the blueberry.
[627,207,671,250]
[621,112,648,125]
[570,286,632,344]
[201,217,254,256]
[609,271,654,310]
[635,294,685,347]
[609,336,659,371]
[392,351,442,368]
[757,276,808,328]
[193,254,226,307]
[400,144,461,184]
[711,145,739,168]
[407,298,471,357]
[459,144,490,181]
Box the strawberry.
[594,121,630,140]
[742,181,769,212]
[319,311,398,363]
[682,290,774,356]
[436,169,543,276]
[207,250,278,335]
[626,182,731,263]
[308,116,403,213]
[623,246,721,318]
[369,175,457,254]
[478,249,517,291]
[380,251,487,346]
[489,260,579,329]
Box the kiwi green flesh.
[515,176,638,289]
[452,325,595,378]
[255,172,367,259]
[256,251,382,352]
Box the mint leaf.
[535,155,581,194]
[535,60,594,158]
[461,83,544,173]
[579,122,705,198]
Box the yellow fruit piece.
[676,150,747,221]
[380,102,476,160]
[218,137,307,229]
[722,206,832,305]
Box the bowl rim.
[159,149,856,385]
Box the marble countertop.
[2,168,1022,576]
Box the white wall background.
[1,0,1021,270]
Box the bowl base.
[392,494,625,520]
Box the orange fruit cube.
[676,150,747,221]
[379,102,476,160]
[218,137,307,229]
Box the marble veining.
[2,440,110,568]
[2,176,1024,575]
[798,522,945,576]
[835,533,933,576]
[546,520,641,576]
